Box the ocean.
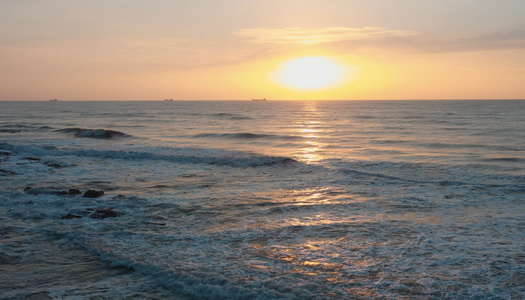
[1,100,524,299]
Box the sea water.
[0,100,524,299]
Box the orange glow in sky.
[1,1,525,100]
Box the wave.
[53,233,286,300]
[335,160,525,187]
[211,113,253,120]
[0,123,54,133]
[194,132,302,141]
[0,129,21,133]
[55,128,131,139]
[370,138,523,152]
[482,157,525,163]
[419,141,522,152]
[0,142,297,168]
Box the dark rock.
[24,187,71,196]
[61,213,83,219]
[44,162,62,168]
[83,190,104,198]
[68,189,82,195]
[90,207,123,219]
[23,157,41,161]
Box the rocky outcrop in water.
[61,207,123,220]
[83,190,105,198]
[68,189,82,195]
[23,187,101,197]
[24,187,68,196]
[61,213,83,219]
[90,207,123,219]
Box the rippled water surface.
[1,100,524,299]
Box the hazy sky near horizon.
[1,0,525,100]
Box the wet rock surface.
[83,190,105,198]
[61,213,83,220]
[23,187,104,198]
[89,207,123,219]
[68,189,82,195]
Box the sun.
[275,56,353,91]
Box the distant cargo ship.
[251,98,268,101]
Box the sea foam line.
[0,142,296,168]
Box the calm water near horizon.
[1,100,524,299]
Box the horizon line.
[1,98,525,102]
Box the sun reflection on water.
[239,183,387,298]
[295,103,326,163]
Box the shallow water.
[1,100,524,299]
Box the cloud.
[233,26,525,53]
[426,30,525,52]
[233,27,418,44]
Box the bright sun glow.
[275,56,352,91]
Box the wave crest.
[55,128,131,139]
[194,132,302,140]
[1,142,297,168]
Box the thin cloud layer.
[428,30,525,52]
[234,26,525,53]
[234,27,418,44]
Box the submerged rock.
[24,187,82,196]
[24,187,61,196]
[61,213,83,219]
[90,207,123,219]
[83,190,104,198]
[68,188,82,195]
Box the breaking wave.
[0,123,54,133]
[55,128,131,139]
[0,142,297,168]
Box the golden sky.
[1,0,525,100]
